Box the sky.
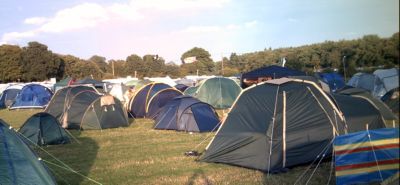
[0,0,398,63]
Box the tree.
[0,45,22,82]
[125,54,145,77]
[89,55,110,73]
[108,59,126,77]
[180,47,215,75]
[143,54,165,77]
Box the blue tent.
[154,96,220,132]
[334,128,399,185]
[128,82,172,118]
[317,72,345,92]
[174,84,189,92]
[0,119,56,184]
[146,88,183,118]
[240,65,305,88]
[10,84,53,109]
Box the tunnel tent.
[200,78,347,172]
[45,85,99,121]
[18,112,70,146]
[128,82,172,118]
[146,88,183,118]
[154,96,220,132]
[0,84,24,108]
[10,84,53,110]
[0,119,57,185]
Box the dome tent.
[0,119,56,185]
[19,112,70,146]
[146,88,183,118]
[10,84,53,109]
[200,78,347,172]
[0,84,24,108]
[154,96,220,132]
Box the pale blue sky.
[0,0,398,63]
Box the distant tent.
[0,119,56,185]
[128,82,172,118]
[154,96,220,132]
[76,78,105,92]
[10,84,53,110]
[0,84,24,108]
[54,77,75,92]
[18,112,70,146]
[347,71,398,98]
[200,78,346,172]
[183,86,198,96]
[336,87,398,127]
[289,75,331,93]
[382,87,399,118]
[45,85,99,121]
[373,68,399,93]
[334,128,399,185]
[125,79,152,89]
[106,83,130,103]
[146,88,183,118]
[174,84,189,92]
[186,77,242,109]
[240,65,305,88]
[316,72,345,92]
[175,79,195,87]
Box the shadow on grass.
[40,131,99,185]
[187,169,212,185]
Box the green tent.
[18,112,70,146]
[0,119,56,184]
[54,77,74,92]
[186,77,242,109]
[183,86,198,96]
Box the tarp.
[0,119,56,185]
[200,78,346,172]
[240,65,305,88]
[10,84,53,109]
[334,128,399,185]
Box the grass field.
[0,109,335,185]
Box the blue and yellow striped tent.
[334,128,399,185]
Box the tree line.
[0,32,398,82]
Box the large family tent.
[337,87,398,127]
[0,84,24,108]
[334,128,399,185]
[146,88,183,118]
[80,95,129,130]
[18,112,70,146]
[187,77,242,109]
[0,119,56,185]
[45,85,99,121]
[240,65,305,88]
[128,82,172,118]
[53,77,75,92]
[10,84,53,110]
[316,72,345,92]
[154,96,220,132]
[347,71,398,98]
[200,78,347,172]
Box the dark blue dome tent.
[240,65,305,88]
[316,72,345,92]
[154,96,220,132]
[146,88,183,119]
[10,84,53,110]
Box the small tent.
[146,88,183,118]
[10,84,53,110]
[53,77,75,92]
[316,72,345,92]
[381,88,399,118]
[334,128,399,185]
[0,84,24,108]
[200,78,347,172]
[18,112,70,146]
[186,77,242,109]
[174,84,189,92]
[183,86,198,96]
[154,96,220,132]
[128,82,172,118]
[0,119,56,185]
[240,65,305,88]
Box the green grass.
[0,109,335,185]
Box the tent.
[381,88,399,118]
[76,78,105,92]
[240,65,305,88]
[0,84,24,108]
[106,83,130,103]
[186,77,242,109]
[18,112,70,146]
[373,68,399,93]
[45,85,99,121]
[336,87,398,127]
[347,72,392,98]
[316,72,345,92]
[334,128,399,185]
[53,77,75,92]
[10,84,53,110]
[200,78,347,172]
[174,84,189,92]
[0,119,56,185]
[80,95,130,130]
[128,82,172,118]
[154,96,220,132]
[146,88,183,118]
[183,86,198,96]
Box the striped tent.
[334,128,399,185]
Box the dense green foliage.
[0,33,398,82]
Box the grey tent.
[0,119,56,185]
[200,78,347,172]
[19,112,70,146]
